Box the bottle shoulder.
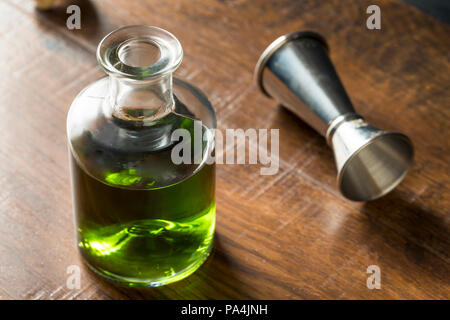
[67,77,215,190]
[67,77,215,139]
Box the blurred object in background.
[34,0,66,10]
[34,0,57,10]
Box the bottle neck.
[96,25,183,122]
[108,73,174,121]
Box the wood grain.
[0,0,449,299]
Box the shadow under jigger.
[255,31,414,201]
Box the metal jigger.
[255,31,414,201]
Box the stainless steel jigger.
[254,31,414,201]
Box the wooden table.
[0,0,448,299]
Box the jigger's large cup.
[255,31,414,201]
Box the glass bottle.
[67,25,216,286]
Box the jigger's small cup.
[255,31,414,201]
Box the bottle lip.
[97,25,183,80]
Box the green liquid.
[69,115,215,286]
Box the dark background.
[404,0,450,24]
